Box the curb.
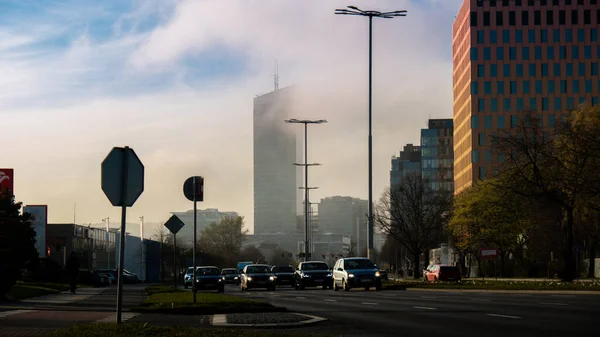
[405,288,600,295]
[211,313,327,327]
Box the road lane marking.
[0,310,36,318]
[324,299,337,302]
[362,302,378,305]
[95,313,139,323]
[486,314,521,319]
[296,296,306,299]
[539,302,568,306]
[413,306,437,310]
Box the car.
[183,267,200,289]
[221,268,240,285]
[271,265,295,287]
[194,266,224,292]
[240,264,276,291]
[332,257,382,291]
[424,264,461,282]
[293,261,332,290]
[378,269,389,281]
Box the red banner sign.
[0,169,13,194]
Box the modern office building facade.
[253,87,301,235]
[318,196,368,256]
[421,119,454,192]
[390,144,422,187]
[453,0,600,193]
[172,208,239,248]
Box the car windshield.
[344,259,375,270]
[186,268,194,275]
[222,269,237,274]
[196,268,219,275]
[246,266,270,274]
[301,263,328,271]
[273,266,294,273]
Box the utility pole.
[285,119,327,261]
[103,217,110,269]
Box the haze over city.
[2,0,460,233]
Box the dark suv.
[271,266,295,287]
[293,261,332,290]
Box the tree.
[152,225,173,282]
[199,216,247,267]
[374,173,452,279]
[239,246,265,264]
[0,189,39,300]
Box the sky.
[1,0,463,237]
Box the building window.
[541,29,548,42]
[472,150,479,163]
[478,64,485,77]
[510,81,517,94]
[553,29,560,42]
[530,98,537,111]
[579,63,586,76]
[523,80,530,94]
[542,63,549,76]
[567,63,573,76]
[509,47,517,60]
[547,10,554,25]
[535,47,542,60]
[567,97,574,109]
[478,98,485,112]
[497,47,504,60]
[571,9,578,25]
[516,30,523,43]
[573,80,580,93]
[498,153,505,163]
[593,97,599,105]
[584,46,592,59]
[561,80,567,93]
[472,116,479,128]
[579,97,585,105]
[471,82,478,94]
[516,64,523,76]
[497,11,504,26]
[470,48,478,60]
[559,10,566,25]
[572,46,579,59]
[592,63,598,76]
[554,97,561,111]
[578,29,585,42]
[484,47,491,60]
[522,10,529,25]
[585,80,592,93]
[479,166,486,179]
[584,9,591,24]
[484,12,490,26]
[491,99,498,112]
[522,47,529,60]
[485,151,492,163]
[479,132,486,146]
[517,98,524,111]
[528,29,535,43]
[592,29,598,42]
[498,115,505,128]
[477,30,484,43]
[536,80,542,94]
[549,114,555,128]
[491,64,498,77]
[490,30,497,43]
[548,80,555,93]
[498,81,504,94]
[511,115,518,127]
[566,29,572,42]
[504,64,510,76]
[554,63,561,76]
[503,98,510,112]
[529,63,536,76]
[542,98,549,111]
[534,10,541,25]
[560,46,566,59]
[509,11,516,26]
[484,81,491,94]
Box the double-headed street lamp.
[334,5,407,259]
[285,119,327,261]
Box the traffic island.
[382,279,600,292]
[133,286,286,315]
[212,313,327,327]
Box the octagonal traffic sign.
[101,146,145,207]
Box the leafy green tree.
[0,189,39,300]
[199,216,247,267]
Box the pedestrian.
[65,252,80,294]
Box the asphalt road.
[222,284,598,337]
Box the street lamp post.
[285,119,327,261]
[334,5,407,259]
[102,217,110,269]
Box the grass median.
[134,286,286,315]
[383,279,600,291]
[50,323,325,337]
[6,282,71,301]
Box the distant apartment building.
[172,208,239,247]
[390,144,422,187]
[453,0,600,193]
[421,119,454,192]
[318,196,368,257]
[253,86,302,235]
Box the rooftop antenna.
[273,58,279,91]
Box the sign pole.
[173,233,177,289]
[116,147,129,324]
[192,177,197,304]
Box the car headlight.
[247,277,253,281]
[218,278,223,282]
[375,271,381,277]
[222,276,226,280]
[326,273,332,277]
[269,276,276,281]
[302,274,310,278]
[348,273,355,278]
[234,276,238,280]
